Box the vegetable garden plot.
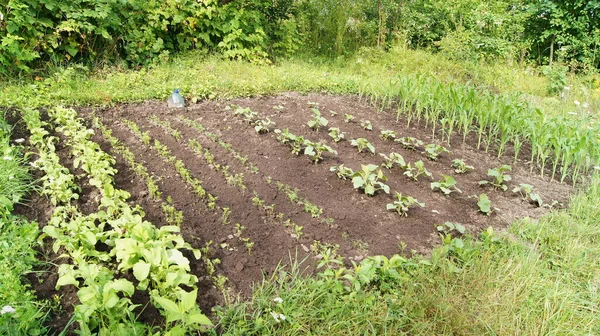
[17,93,575,332]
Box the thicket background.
[1,0,599,76]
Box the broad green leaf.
[167,249,190,268]
[188,312,213,326]
[56,274,79,289]
[133,261,151,281]
[180,289,197,310]
[109,279,135,296]
[78,286,98,304]
[352,176,364,189]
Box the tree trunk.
[378,0,383,48]
[549,36,555,66]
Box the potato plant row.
[23,107,212,335]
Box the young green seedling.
[351,164,390,196]
[452,159,474,174]
[403,160,433,181]
[424,143,450,161]
[344,114,355,123]
[307,108,329,132]
[470,193,492,215]
[330,110,338,117]
[386,192,424,216]
[431,175,462,195]
[395,136,424,151]
[254,118,275,134]
[274,128,295,145]
[480,165,512,191]
[380,129,397,141]
[328,127,345,142]
[360,120,373,131]
[233,106,258,123]
[304,140,337,163]
[330,164,354,180]
[512,183,543,206]
[380,152,406,169]
[436,222,466,235]
[350,138,376,154]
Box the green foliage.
[307,108,329,132]
[541,65,568,95]
[344,114,355,123]
[386,192,424,216]
[403,160,433,181]
[303,140,337,163]
[431,175,462,195]
[360,119,372,131]
[328,127,345,142]
[379,152,406,169]
[351,164,390,196]
[512,183,543,206]
[330,164,354,180]
[350,138,376,154]
[395,137,424,151]
[379,129,397,140]
[480,164,512,191]
[424,143,449,161]
[451,159,474,174]
[473,193,492,215]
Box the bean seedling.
[330,164,354,180]
[351,164,390,196]
[328,127,345,142]
[380,129,397,141]
[254,118,276,134]
[307,108,329,132]
[386,192,424,216]
[403,160,433,181]
[431,175,462,195]
[360,120,373,131]
[395,137,424,151]
[424,143,450,161]
[480,165,512,191]
[344,114,355,123]
[350,138,376,154]
[512,183,543,206]
[471,193,492,215]
[233,106,258,124]
[452,159,474,174]
[380,152,406,169]
[304,140,337,163]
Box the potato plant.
[512,183,543,206]
[395,136,424,151]
[403,160,433,181]
[307,108,329,132]
[480,164,512,191]
[351,164,390,196]
[424,143,449,161]
[380,152,406,169]
[380,129,397,141]
[386,192,424,216]
[452,159,474,174]
[431,175,462,195]
[328,127,345,142]
[350,138,376,154]
[360,119,373,131]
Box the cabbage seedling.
[351,138,376,154]
[480,165,512,191]
[424,143,449,161]
[452,159,474,174]
[351,164,390,196]
[307,108,328,132]
[386,192,424,216]
[380,152,406,169]
[431,175,462,195]
[328,127,345,142]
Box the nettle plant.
[360,120,373,131]
[330,164,354,180]
[380,129,397,141]
[350,138,376,154]
[386,192,424,216]
[351,164,390,196]
[395,137,424,151]
[424,143,449,161]
[480,165,512,191]
[452,159,474,174]
[304,140,337,163]
[512,183,543,207]
[403,160,433,181]
[328,127,345,142]
[344,113,355,123]
[254,118,276,134]
[307,108,329,132]
[431,175,462,195]
[380,152,406,169]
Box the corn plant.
[304,140,337,163]
[424,143,449,161]
[330,164,354,180]
[380,152,406,169]
[512,183,543,207]
[350,138,375,154]
[395,137,424,151]
[254,118,275,134]
[360,120,373,131]
[328,127,345,142]
[351,164,390,196]
[480,165,512,191]
[452,159,474,174]
[386,192,424,216]
[307,108,328,132]
[431,175,462,195]
[403,160,433,181]
[380,129,397,141]
[344,114,355,123]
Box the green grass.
[216,177,600,335]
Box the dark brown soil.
[15,93,573,333]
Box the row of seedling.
[275,128,338,163]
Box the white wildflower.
[279,314,287,321]
[14,138,25,143]
[273,297,283,304]
[269,311,286,323]
[1,305,16,315]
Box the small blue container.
[167,89,185,108]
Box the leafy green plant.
[304,140,337,163]
[452,159,474,174]
[403,160,433,181]
[512,183,543,207]
[328,127,345,142]
[344,114,355,123]
[351,164,390,196]
[395,137,424,151]
[424,143,450,161]
[254,118,276,134]
[307,108,329,132]
[233,106,259,124]
[431,175,462,195]
[436,222,466,235]
[380,130,397,141]
[386,192,424,216]
[350,138,376,154]
[380,153,406,169]
[480,165,512,191]
[360,120,373,131]
[330,164,354,180]
[471,193,492,215]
